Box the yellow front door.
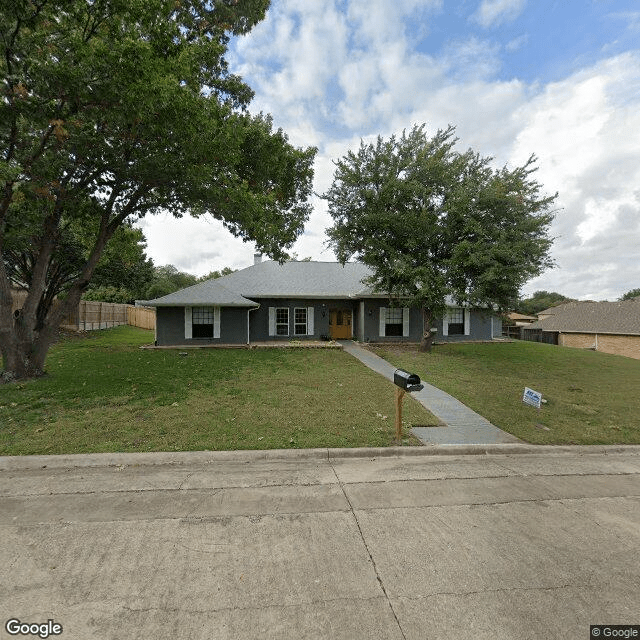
[329,309,352,339]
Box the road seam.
[328,457,408,640]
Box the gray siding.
[249,298,355,341]
[359,301,498,343]
[434,309,496,342]
[156,301,501,346]
[359,300,423,342]
[156,306,248,346]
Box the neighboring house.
[507,312,538,326]
[523,298,640,359]
[143,257,503,347]
[503,312,539,339]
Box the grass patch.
[369,340,640,445]
[0,326,438,455]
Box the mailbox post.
[392,369,424,443]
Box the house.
[143,257,503,347]
[503,312,539,339]
[523,298,640,359]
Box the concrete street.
[1,445,639,639]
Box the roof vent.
[254,253,262,265]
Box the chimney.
[254,253,262,265]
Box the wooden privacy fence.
[127,305,155,330]
[9,291,156,331]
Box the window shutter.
[402,307,409,337]
[442,309,449,337]
[268,307,276,337]
[184,307,192,339]
[307,306,314,335]
[464,308,470,336]
[379,307,386,337]
[214,306,221,339]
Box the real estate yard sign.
[523,387,543,409]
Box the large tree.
[324,125,557,351]
[516,291,575,316]
[1,0,316,380]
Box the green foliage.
[1,0,316,379]
[324,125,557,327]
[144,265,198,300]
[516,291,575,315]
[620,288,640,301]
[197,267,236,282]
[82,286,135,304]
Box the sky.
[137,0,640,301]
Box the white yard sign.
[523,387,543,409]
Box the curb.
[2,444,640,471]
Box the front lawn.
[369,340,640,445]
[0,326,437,455]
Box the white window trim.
[294,307,308,336]
[275,307,289,336]
[187,306,220,339]
[185,306,192,339]
[307,306,314,335]
[380,306,409,337]
[443,307,470,337]
[214,306,221,339]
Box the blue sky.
[140,0,640,301]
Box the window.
[294,308,307,335]
[192,307,214,338]
[447,308,464,335]
[385,307,403,337]
[276,307,289,335]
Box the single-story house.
[523,298,640,359]
[143,257,503,347]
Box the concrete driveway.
[1,445,639,640]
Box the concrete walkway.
[2,446,639,640]
[340,340,521,445]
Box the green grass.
[369,340,640,445]
[0,326,438,455]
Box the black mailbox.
[393,369,423,392]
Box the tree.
[1,0,316,381]
[324,125,557,351]
[197,267,236,282]
[144,265,198,300]
[516,291,574,316]
[620,288,640,301]
[4,213,154,314]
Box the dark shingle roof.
[530,299,640,335]
[144,261,373,306]
[144,278,259,307]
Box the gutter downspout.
[248,306,260,345]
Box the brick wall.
[559,333,640,359]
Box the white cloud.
[140,2,640,302]
[472,0,527,28]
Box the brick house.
[524,298,640,359]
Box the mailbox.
[393,369,423,392]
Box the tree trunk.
[419,308,434,352]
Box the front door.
[329,309,352,339]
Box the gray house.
[144,258,502,346]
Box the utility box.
[393,369,423,392]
